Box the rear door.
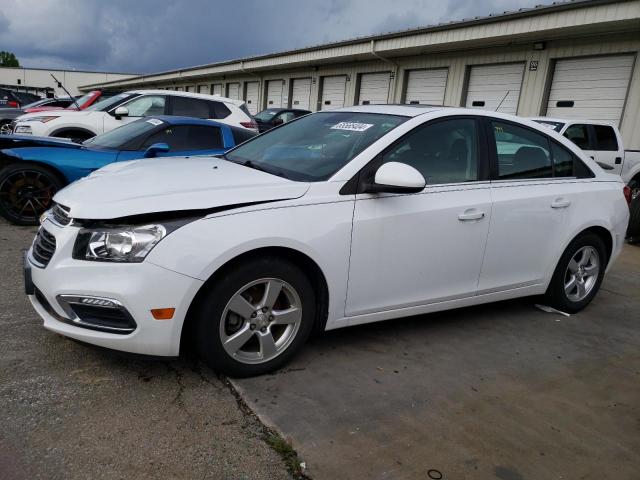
[478,119,586,293]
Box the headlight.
[24,116,59,123]
[14,125,32,134]
[73,224,167,263]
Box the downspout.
[370,40,399,104]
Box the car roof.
[529,117,617,127]
[127,89,244,107]
[333,104,446,117]
[139,116,230,128]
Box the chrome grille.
[31,228,56,267]
[51,203,71,226]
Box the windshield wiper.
[223,155,287,179]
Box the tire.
[0,162,64,225]
[544,233,607,313]
[194,257,316,377]
[626,197,640,243]
[0,120,12,135]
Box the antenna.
[50,74,81,110]
[495,90,510,112]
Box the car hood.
[17,110,95,121]
[54,156,310,220]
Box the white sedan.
[26,106,630,376]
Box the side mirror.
[143,143,170,158]
[113,106,129,119]
[364,162,425,194]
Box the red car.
[25,90,117,113]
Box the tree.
[0,51,20,67]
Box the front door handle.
[458,209,485,221]
[615,157,622,164]
[551,198,571,209]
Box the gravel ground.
[0,220,292,480]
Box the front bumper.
[27,219,204,356]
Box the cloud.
[0,0,544,73]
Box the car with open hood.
[25,105,630,377]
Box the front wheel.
[0,163,63,225]
[544,233,607,313]
[194,257,316,377]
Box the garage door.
[266,80,285,107]
[405,69,448,105]
[245,81,259,114]
[226,83,241,100]
[197,84,209,95]
[545,55,634,124]
[321,76,347,110]
[358,72,391,105]
[212,84,223,96]
[291,78,312,110]
[185,86,194,93]
[465,63,525,114]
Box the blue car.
[0,116,256,225]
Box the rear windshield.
[225,112,407,182]
[254,110,280,121]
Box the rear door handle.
[458,209,485,221]
[615,157,622,164]
[551,198,571,209]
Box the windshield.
[83,118,162,149]
[225,112,407,181]
[23,99,50,109]
[86,93,134,112]
[532,119,565,132]
[254,109,280,121]
[69,91,95,109]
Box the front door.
[346,117,491,316]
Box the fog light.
[80,297,119,308]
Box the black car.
[254,108,311,132]
[0,97,76,134]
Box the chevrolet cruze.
[25,106,630,376]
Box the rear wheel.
[0,163,63,225]
[194,257,316,377]
[627,197,640,243]
[544,233,607,313]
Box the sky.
[0,0,546,74]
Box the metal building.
[81,0,640,148]
[0,67,136,96]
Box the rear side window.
[170,97,211,118]
[550,141,594,178]
[210,101,231,119]
[593,125,618,151]
[491,121,552,179]
[230,126,257,145]
[564,124,590,149]
[142,125,223,150]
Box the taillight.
[623,185,632,205]
[240,120,257,129]
[7,101,18,108]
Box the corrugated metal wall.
[157,32,640,148]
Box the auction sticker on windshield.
[146,119,164,126]
[331,122,373,132]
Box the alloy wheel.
[564,246,600,302]
[219,278,302,364]
[0,170,56,222]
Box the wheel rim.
[0,169,56,222]
[219,278,302,364]
[0,124,12,135]
[564,246,600,302]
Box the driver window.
[123,95,166,117]
[382,118,479,185]
[277,112,295,123]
